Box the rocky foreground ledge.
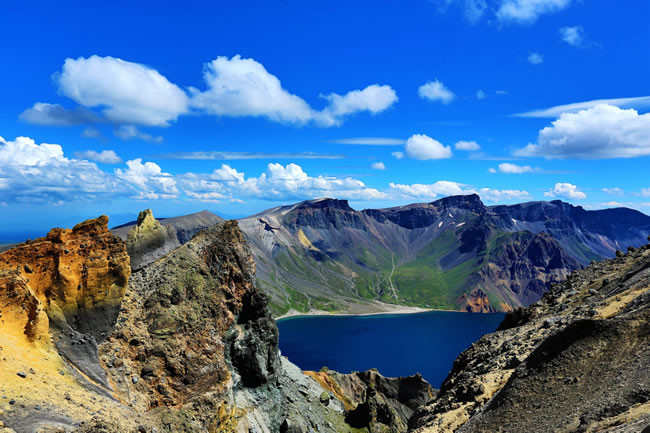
[0,215,433,433]
[409,240,650,432]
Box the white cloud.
[516,105,650,159]
[455,140,480,151]
[544,182,586,200]
[514,96,650,118]
[418,80,455,104]
[405,134,452,160]
[189,55,313,124]
[180,163,385,202]
[389,181,469,199]
[389,180,529,202]
[528,52,544,64]
[27,54,397,130]
[115,159,178,199]
[560,26,584,46]
[0,136,117,203]
[641,188,650,197]
[392,151,404,159]
[476,89,487,100]
[317,85,398,126]
[488,167,497,173]
[56,55,189,126]
[74,150,122,164]
[602,187,624,196]
[114,125,163,143]
[190,55,396,127]
[496,162,534,173]
[371,162,386,170]
[497,0,572,23]
[19,102,101,126]
[329,137,405,145]
[478,188,531,202]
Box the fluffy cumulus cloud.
[516,105,650,159]
[115,159,178,200]
[560,26,584,46]
[56,55,190,126]
[371,161,386,170]
[496,0,572,23]
[392,151,405,159]
[190,55,397,127]
[114,125,163,143]
[0,136,117,203]
[455,140,480,151]
[495,162,534,173]
[19,102,101,126]
[189,55,314,124]
[24,54,396,130]
[405,134,453,160]
[528,52,544,64]
[74,150,122,164]
[317,85,398,126]
[180,163,386,202]
[418,80,455,104]
[389,180,529,202]
[544,182,586,200]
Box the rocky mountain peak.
[295,197,354,211]
[432,194,486,214]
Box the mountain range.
[237,195,650,315]
[105,196,650,316]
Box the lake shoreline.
[275,304,462,321]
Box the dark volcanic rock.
[408,240,650,432]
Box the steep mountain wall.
[240,195,650,315]
[408,239,650,432]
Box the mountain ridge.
[238,195,650,315]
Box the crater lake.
[277,311,505,387]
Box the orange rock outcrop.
[0,215,130,332]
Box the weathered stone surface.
[408,240,650,432]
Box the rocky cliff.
[0,216,133,432]
[112,209,223,271]
[0,215,433,433]
[408,239,650,432]
[239,195,650,315]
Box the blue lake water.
[277,311,505,388]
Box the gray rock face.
[240,195,650,315]
[112,209,223,270]
[408,241,650,432]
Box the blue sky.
[1,0,649,238]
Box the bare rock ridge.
[408,237,650,432]
[111,209,223,270]
[0,214,432,433]
[239,195,650,315]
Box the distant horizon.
[2,192,648,244]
